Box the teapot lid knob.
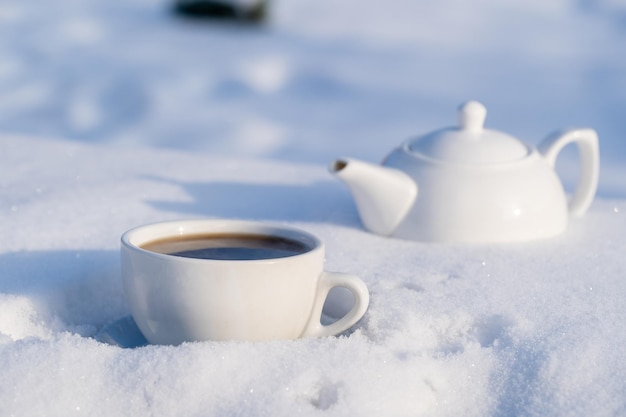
[458,100,487,132]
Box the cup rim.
[121,219,323,264]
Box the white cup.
[121,219,370,345]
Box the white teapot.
[330,101,599,243]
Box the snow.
[1,0,626,415]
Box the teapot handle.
[538,128,599,216]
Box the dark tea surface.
[141,233,310,260]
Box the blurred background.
[0,0,624,195]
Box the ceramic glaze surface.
[383,148,568,242]
[331,101,600,243]
[407,101,531,164]
[122,220,370,344]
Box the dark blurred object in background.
[173,0,268,23]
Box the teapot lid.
[407,101,530,164]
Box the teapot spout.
[330,158,418,236]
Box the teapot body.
[330,101,599,243]
[382,144,569,242]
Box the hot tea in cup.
[141,233,310,260]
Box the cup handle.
[538,128,599,216]
[300,272,370,338]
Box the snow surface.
[1,0,626,416]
